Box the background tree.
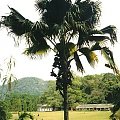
[105,77,120,119]
[0,106,7,120]
[18,112,34,120]
[0,100,12,120]
[0,56,17,100]
[3,93,39,112]
[39,81,63,110]
[38,73,120,110]
[68,74,85,110]
[0,0,118,120]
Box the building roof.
[37,104,51,107]
[76,104,114,109]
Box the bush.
[18,112,34,120]
[0,101,12,120]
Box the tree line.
[39,73,120,110]
[1,73,119,112]
[1,72,120,119]
[0,93,39,112]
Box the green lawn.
[11,111,111,120]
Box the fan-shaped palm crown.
[0,0,118,73]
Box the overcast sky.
[0,0,120,81]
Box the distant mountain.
[0,77,49,96]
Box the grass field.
[11,111,111,120]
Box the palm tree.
[0,56,17,100]
[18,112,34,120]
[0,106,7,120]
[2,56,16,91]
[0,0,118,120]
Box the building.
[37,104,53,112]
[76,104,114,111]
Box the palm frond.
[54,43,62,53]
[2,76,7,87]
[77,30,88,47]
[6,56,15,71]
[88,35,110,42]
[1,7,33,36]
[101,47,119,74]
[2,74,16,91]
[75,0,101,28]
[91,42,102,51]
[23,43,50,56]
[32,21,48,33]
[79,47,98,67]
[18,112,34,120]
[55,42,77,58]
[89,29,103,35]
[8,7,24,19]
[102,47,115,64]
[74,51,84,73]
[8,76,12,91]
[23,21,50,54]
[35,0,48,13]
[42,0,71,25]
[28,21,45,44]
[101,25,117,45]
[105,64,119,74]
[89,51,98,66]
[66,42,77,56]
[64,20,71,32]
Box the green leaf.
[102,47,119,74]
[101,25,117,45]
[79,47,98,67]
[24,43,50,57]
[88,35,110,42]
[74,51,84,73]
[67,42,77,56]
[1,7,33,36]
[91,42,101,51]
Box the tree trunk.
[63,82,69,120]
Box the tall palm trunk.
[52,38,72,120]
[62,50,70,120]
[63,82,69,120]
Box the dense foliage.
[38,73,120,110]
[0,77,48,96]
[4,94,38,111]
[3,93,39,112]
[18,112,34,120]
[1,73,120,116]
[0,100,12,120]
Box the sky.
[0,0,120,81]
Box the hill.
[0,77,49,96]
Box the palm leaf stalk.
[0,0,119,120]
